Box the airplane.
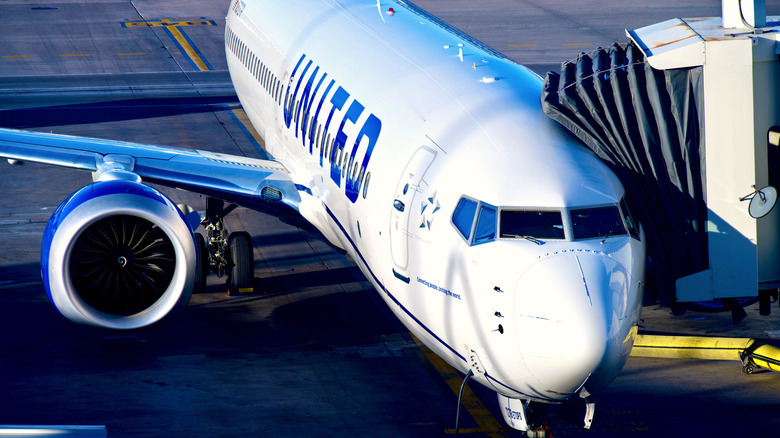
[0,0,646,435]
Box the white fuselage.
[225,0,645,403]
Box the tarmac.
[1,0,780,436]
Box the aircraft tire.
[227,231,254,293]
[193,233,208,294]
[527,429,548,438]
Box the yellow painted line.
[166,25,209,71]
[3,55,32,58]
[563,43,592,46]
[117,52,147,56]
[508,44,537,47]
[412,336,512,437]
[230,106,267,151]
[60,54,90,57]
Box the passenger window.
[472,204,497,245]
[362,171,371,198]
[619,197,640,240]
[500,210,565,240]
[452,197,478,240]
[357,167,365,188]
[570,206,627,240]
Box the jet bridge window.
[570,206,627,240]
[500,210,565,240]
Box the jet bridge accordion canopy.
[541,42,707,306]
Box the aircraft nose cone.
[514,253,629,396]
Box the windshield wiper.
[600,230,618,244]
[520,235,543,245]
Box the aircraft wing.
[0,127,301,214]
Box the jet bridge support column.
[626,2,780,302]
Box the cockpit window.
[500,210,565,240]
[452,197,478,240]
[570,206,627,240]
[472,203,497,245]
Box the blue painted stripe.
[295,184,313,195]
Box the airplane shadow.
[258,266,366,292]
[272,291,408,347]
[0,95,238,129]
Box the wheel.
[743,363,754,375]
[527,427,550,438]
[193,233,208,294]
[227,231,254,294]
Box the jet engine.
[41,179,196,329]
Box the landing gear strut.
[203,197,231,278]
[198,197,256,295]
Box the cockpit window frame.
[619,196,641,241]
[471,202,498,246]
[453,197,638,246]
[451,196,480,243]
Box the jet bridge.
[542,0,780,314]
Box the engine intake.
[42,180,196,329]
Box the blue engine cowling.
[41,180,196,329]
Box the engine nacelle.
[41,180,196,329]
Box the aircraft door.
[390,146,437,273]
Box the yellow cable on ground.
[631,334,780,374]
[743,343,780,372]
[631,334,753,360]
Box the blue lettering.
[346,114,380,202]
[313,79,335,161]
[322,86,350,176]
[283,54,307,129]
[331,100,364,186]
[504,407,524,421]
[298,66,326,149]
[280,54,382,204]
[291,60,313,136]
